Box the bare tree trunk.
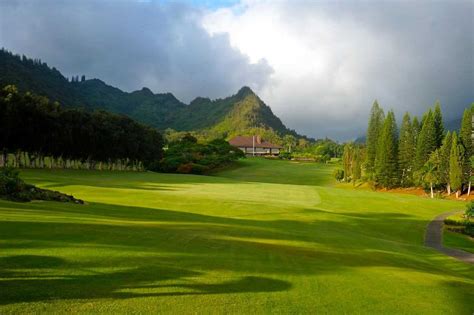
[13,151,19,168]
[22,152,26,168]
[455,190,459,199]
[15,151,23,168]
[447,183,451,195]
[30,154,35,168]
[468,181,471,196]
[2,150,8,168]
[23,152,27,168]
[430,183,434,199]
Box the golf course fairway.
[0,158,473,313]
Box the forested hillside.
[0,49,302,140]
[0,85,163,170]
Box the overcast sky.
[1,0,473,140]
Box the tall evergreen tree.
[365,101,385,179]
[415,110,437,172]
[352,146,362,185]
[375,110,398,188]
[412,116,421,145]
[343,143,353,182]
[449,132,463,198]
[433,101,444,148]
[439,131,453,194]
[459,108,473,195]
[398,112,415,186]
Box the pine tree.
[439,131,453,194]
[459,108,473,195]
[343,143,353,182]
[365,101,385,179]
[415,110,437,172]
[398,112,415,186]
[412,116,421,145]
[449,132,463,198]
[375,110,398,188]
[352,146,362,185]
[433,101,444,148]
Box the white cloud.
[0,0,272,103]
[0,0,472,140]
[202,0,473,140]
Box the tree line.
[340,101,473,198]
[160,134,245,174]
[0,85,163,171]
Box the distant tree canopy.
[352,100,473,198]
[159,134,245,174]
[0,85,163,169]
[284,138,343,162]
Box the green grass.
[445,212,473,225]
[444,231,474,254]
[0,158,473,313]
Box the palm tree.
[283,135,296,153]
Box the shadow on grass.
[0,201,472,308]
[0,254,290,305]
[20,158,335,189]
[21,169,233,192]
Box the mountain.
[0,49,83,107]
[0,48,302,139]
[76,79,186,128]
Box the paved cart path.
[425,210,474,264]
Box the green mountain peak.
[0,48,304,140]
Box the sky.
[0,0,472,140]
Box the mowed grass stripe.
[0,158,472,313]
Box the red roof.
[228,136,282,149]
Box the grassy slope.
[444,231,474,254]
[0,158,473,314]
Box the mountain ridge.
[0,48,304,140]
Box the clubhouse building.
[229,135,282,156]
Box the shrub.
[189,163,209,174]
[279,152,293,160]
[465,201,474,220]
[334,169,344,182]
[177,163,193,174]
[444,209,474,237]
[159,136,244,174]
[0,167,25,197]
[0,167,83,203]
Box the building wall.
[237,147,280,155]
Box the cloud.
[0,0,472,140]
[203,0,474,140]
[0,0,272,103]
